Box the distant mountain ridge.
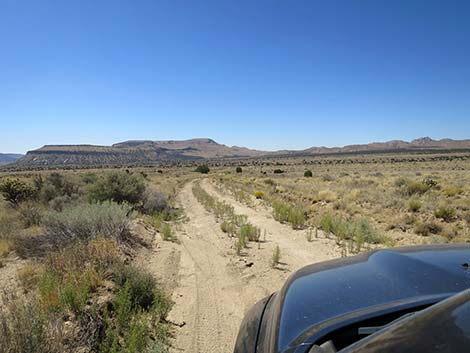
[0,153,23,165]
[9,137,470,168]
[301,137,470,155]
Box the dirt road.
[203,179,341,271]
[167,179,340,353]
[168,181,249,353]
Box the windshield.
[340,289,470,353]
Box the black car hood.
[274,244,470,352]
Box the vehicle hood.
[274,244,470,352]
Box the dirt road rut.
[168,182,247,353]
[168,179,340,353]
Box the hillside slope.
[0,153,23,165]
[9,137,470,168]
[301,137,470,155]
[12,139,266,168]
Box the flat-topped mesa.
[112,138,218,149]
[7,137,470,168]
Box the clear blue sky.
[1,0,470,153]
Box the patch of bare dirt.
[0,255,27,306]
[132,219,182,294]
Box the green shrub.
[0,293,63,353]
[236,167,243,173]
[16,201,43,227]
[236,232,247,255]
[38,271,62,313]
[220,220,236,236]
[142,190,168,214]
[254,191,264,199]
[46,173,68,191]
[304,170,313,177]
[287,206,306,229]
[81,172,98,184]
[423,177,438,188]
[320,214,335,234]
[195,165,210,174]
[272,201,290,223]
[231,214,248,227]
[0,239,14,257]
[123,318,149,353]
[160,223,175,242]
[239,223,260,242]
[146,341,169,353]
[353,218,383,245]
[112,265,157,311]
[114,281,133,328]
[99,315,120,353]
[415,222,442,236]
[273,169,284,174]
[151,289,172,321]
[151,215,177,242]
[394,177,408,187]
[38,173,78,203]
[407,199,422,212]
[60,276,91,313]
[0,207,22,239]
[26,237,169,353]
[272,201,305,229]
[37,239,119,314]
[100,263,170,353]
[319,214,384,251]
[46,196,65,212]
[406,182,429,196]
[46,237,120,280]
[0,179,36,206]
[317,190,337,203]
[43,201,132,245]
[263,179,275,186]
[434,207,456,222]
[87,171,145,204]
[443,186,464,197]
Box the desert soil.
[0,256,27,306]
[166,179,341,353]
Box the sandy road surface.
[168,181,251,353]
[168,179,340,353]
[203,179,341,271]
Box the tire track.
[168,181,246,353]
[202,178,341,272]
